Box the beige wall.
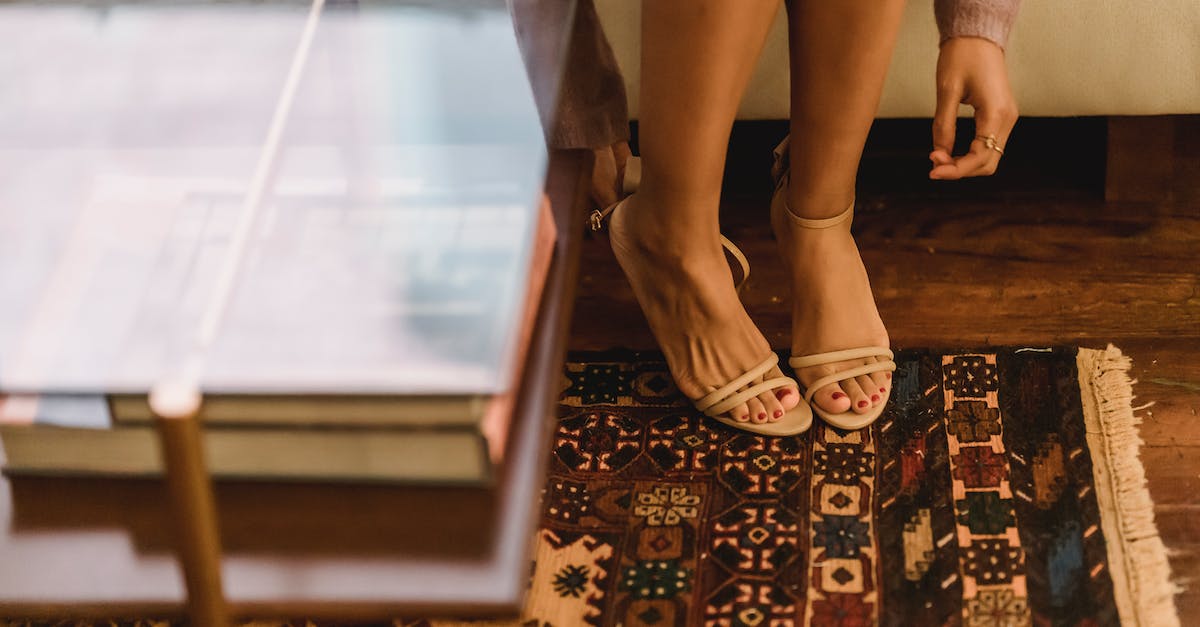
[595,0,1200,119]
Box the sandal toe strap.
[702,376,798,417]
[801,360,897,404]
[695,354,781,414]
[788,346,894,370]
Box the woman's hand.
[930,36,1018,180]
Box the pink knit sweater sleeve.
[935,0,1022,49]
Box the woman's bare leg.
[775,0,907,415]
[612,0,800,424]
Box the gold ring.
[976,134,1004,155]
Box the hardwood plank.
[1154,509,1200,612]
[1156,539,1200,618]
[1154,508,1200,542]
[1120,341,1200,448]
[1174,586,1200,622]
[745,198,1199,347]
[572,197,1200,350]
[1143,447,1200,507]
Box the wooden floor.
[566,120,1200,618]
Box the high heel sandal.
[591,157,812,436]
[770,136,896,430]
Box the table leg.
[152,385,228,627]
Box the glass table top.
[0,0,562,394]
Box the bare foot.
[771,190,891,418]
[609,192,801,425]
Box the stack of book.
[0,192,556,486]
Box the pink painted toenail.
[879,387,887,393]
[857,401,868,408]
[832,392,845,400]
[871,394,880,402]
[774,410,783,418]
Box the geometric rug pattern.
[517,347,1120,626]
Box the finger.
[957,100,1018,178]
[979,96,1020,146]
[929,149,954,166]
[970,136,1003,178]
[930,140,992,180]
[933,81,964,155]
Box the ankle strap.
[590,197,625,232]
[589,197,750,290]
[789,202,854,229]
[771,135,855,229]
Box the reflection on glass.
[0,0,548,394]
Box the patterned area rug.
[1,346,1177,627]
[470,345,1176,626]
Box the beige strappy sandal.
[770,136,896,430]
[591,157,811,436]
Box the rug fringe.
[1077,345,1181,627]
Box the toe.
[775,387,801,412]
[856,374,881,407]
[758,374,787,420]
[869,370,891,402]
[840,378,871,414]
[728,400,751,423]
[746,396,768,424]
[759,387,785,422]
[811,383,852,415]
[767,366,801,411]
